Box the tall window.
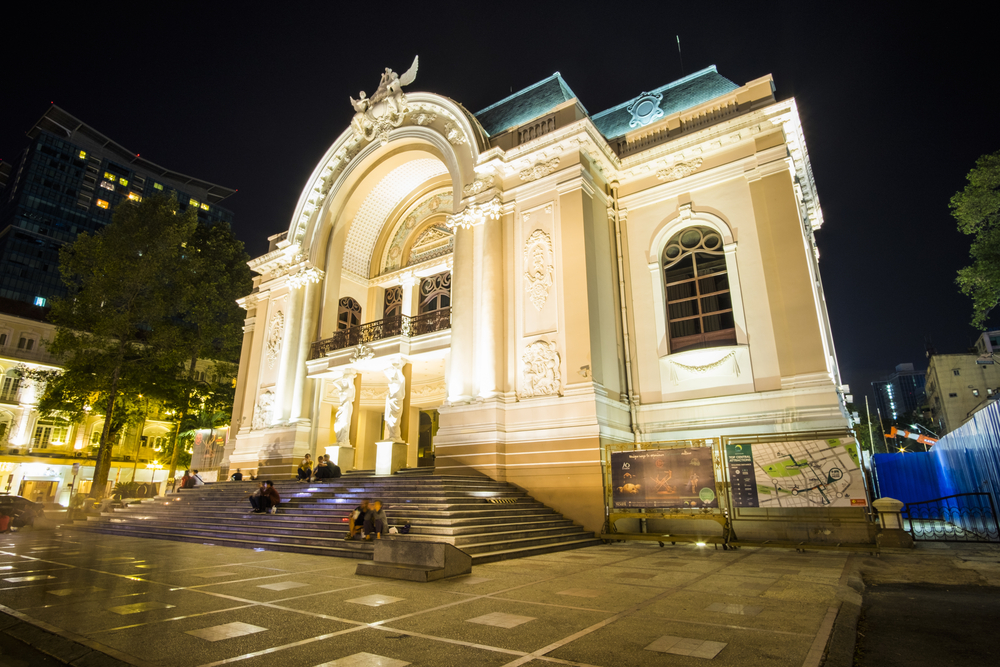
[383,286,402,318]
[0,373,20,403]
[419,271,451,314]
[337,297,362,330]
[662,226,736,354]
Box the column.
[448,226,475,402]
[273,286,303,423]
[400,272,418,317]
[477,215,503,397]
[290,279,321,423]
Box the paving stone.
[107,601,176,615]
[257,581,310,591]
[457,576,491,585]
[466,612,535,628]
[185,621,267,641]
[346,594,404,607]
[317,652,411,666]
[3,575,56,582]
[646,635,727,659]
[192,571,237,578]
[556,588,602,598]
[705,602,763,616]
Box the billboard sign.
[611,447,718,509]
[725,438,866,508]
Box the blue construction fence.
[872,399,1000,506]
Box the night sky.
[3,3,997,405]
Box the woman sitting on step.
[296,454,312,482]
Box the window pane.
[696,253,726,276]
[664,254,695,284]
[702,311,736,333]
[698,272,729,294]
[668,299,699,320]
[700,292,733,315]
[666,281,697,301]
[670,318,701,338]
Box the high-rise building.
[0,105,235,308]
[872,362,926,421]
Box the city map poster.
[611,448,718,509]
[725,438,866,509]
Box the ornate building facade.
[224,60,850,534]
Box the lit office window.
[100,181,114,191]
[200,203,209,211]
[33,297,46,307]
[154,182,163,190]
[120,178,128,186]
[96,199,109,209]
[104,171,115,180]
[78,150,87,159]
[128,192,142,202]
[189,198,199,207]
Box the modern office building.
[0,105,235,307]
[872,362,926,421]
[223,61,858,541]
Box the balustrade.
[310,307,451,359]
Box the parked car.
[0,495,46,529]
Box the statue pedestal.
[325,445,356,472]
[375,441,408,475]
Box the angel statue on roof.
[349,56,420,144]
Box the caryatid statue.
[332,371,356,447]
[382,361,407,442]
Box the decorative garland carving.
[446,196,502,230]
[265,311,284,369]
[519,157,560,182]
[518,340,561,399]
[668,351,741,384]
[657,158,704,182]
[462,175,495,196]
[523,230,554,311]
[444,122,467,145]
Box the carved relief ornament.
[518,340,562,399]
[657,158,704,182]
[251,389,274,430]
[523,229,554,311]
[349,56,419,145]
[519,157,560,182]
[265,311,284,369]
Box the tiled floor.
[0,528,870,666]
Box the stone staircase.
[71,472,601,563]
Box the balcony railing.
[310,307,451,359]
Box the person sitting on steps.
[345,499,370,540]
[296,454,312,482]
[363,500,387,540]
[230,469,243,481]
[249,480,280,514]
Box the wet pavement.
[0,526,997,666]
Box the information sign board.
[611,447,718,509]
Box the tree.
[48,194,196,498]
[952,150,1000,328]
[163,218,251,482]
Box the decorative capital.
[446,196,502,230]
[287,265,324,289]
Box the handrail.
[310,307,451,359]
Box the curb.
[823,558,866,667]
[0,607,140,667]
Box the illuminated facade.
[0,105,235,308]
[224,62,850,533]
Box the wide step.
[75,472,597,563]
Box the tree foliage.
[40,193,251,498]
[952,150,1000,328]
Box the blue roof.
[591,66,738,138]
[475,73,584,136]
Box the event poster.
[611,447,718,509]
[724,438,866,509]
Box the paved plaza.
[0,527,997,667]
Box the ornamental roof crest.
[349,56,419,145]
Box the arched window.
[383,286,402,319]
[337,297,362,330]
[418,271,451,314]
[662,226,736,354]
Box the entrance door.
[417,410,438,467]
[19,480,57,504]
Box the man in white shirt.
[192,470,205,487]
